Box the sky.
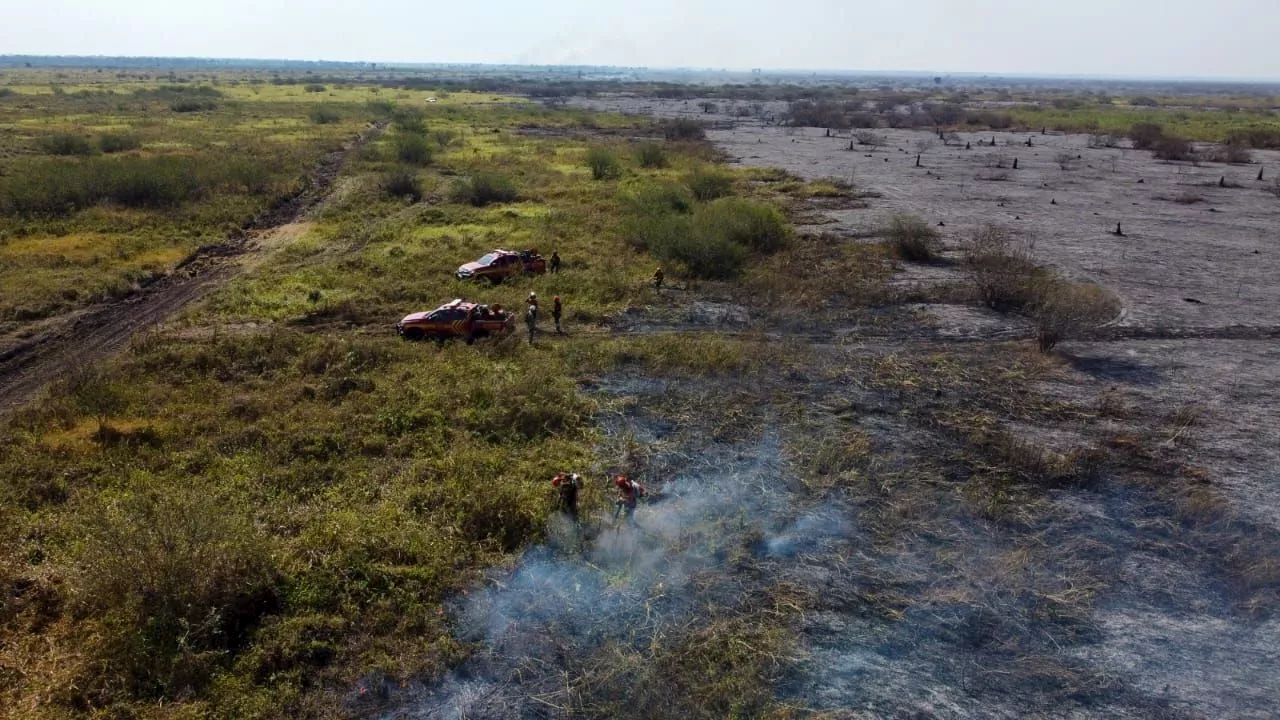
[3,0,1278,80]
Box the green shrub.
[635,142,667,168]
[70,484,280,699]
[656,226,749,279]
[685,166,734,201]
[98,132,142,153]
[394,133,433,165]
[586,146,621,180]
[0,154,277,216]
[660,118,706,141]
[622,211,692,253]
[449,171,517,206]
[432,129,458,149]
[308,106,340,125]
[36,132,95,156]
[304,83,327,93]
[380,166,422,201]
[366,99,397,117]
[170,99,216,112]
[886,214,940,262]
[390,107,427,134]
[695,197,791,253]
[621,188,788,277]
[625,182,694,216]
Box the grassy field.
[0,71,842,719]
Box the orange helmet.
[614,475,628,488]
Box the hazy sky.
[4,0,1277,80]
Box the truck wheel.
[403,328,424,341]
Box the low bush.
[394,133,433,165]
[660,118,705,141]
[621,185,788,278]
[70,484,280,699]
[635,142,667,168]
[380,166,422,201]
[651,221,748,279]
[308,106,341,125]
[1129,122,1164,150]
[1153,136,1195,161]
[696,197,791,253]
[431,129,458,149]
[964,225,1116,350]
[98,132,142,153]
[1029,280,1118,351]
[304,83,327,93]
[1226,126,1280,150]
[964,225,1046,312]
[170,99,216,113]
[624,182,694,217]
[390,107,427,134]
[36,132,95,156]
[887,214,940,262]
[684,166,734,201]
[586,146,621,179]
[1208,143,1252,164]
[449,171,517,206]
[0,154,277,216]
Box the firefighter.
[550,251,561,274]
[552,472,582,521]
[526,292,538,309]
[525,304,537,344]
[653,266,664,291]
[552,295,563,334]
[612,475,645,523]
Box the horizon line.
[3,53,1279,86]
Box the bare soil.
[0,122,386,414]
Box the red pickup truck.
[455,249,547,283]
[396,300,515,343]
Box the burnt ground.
[0,121,387,415]
[370,99,1280,718]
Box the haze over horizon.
[3,0,1278,81]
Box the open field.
[2,68,1279,719]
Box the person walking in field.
[612,475,645,524]
[549,251,561,274]
[552,295,563,334]
[653,266,664,291]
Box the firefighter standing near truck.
[550,251,561,274]
[524,292,538,343]
[613,475,645,524]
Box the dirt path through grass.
[0,122,387,415]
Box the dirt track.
[0,122,386,415]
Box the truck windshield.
[477,253,498,266]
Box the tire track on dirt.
[0,122,387,416]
